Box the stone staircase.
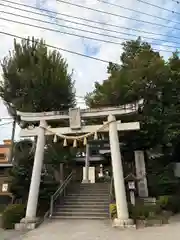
[52,183,110,219]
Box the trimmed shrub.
[130,203,160,220]
[109,203,117,219]
[157,195,171,210]
[1,204,26,229]
[157,195,180,214]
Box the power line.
[56,0,180,31]
[0,30,111,63]
[2,0,180,42]
[136,0,180,16]
[0,31,176,72]
[1,7,180,48]
[98,0,180,26]
[0,3,176,46]
[0,16,123,46]
[0,9,129,43]
[0,9,172,47]
[0,14,179,50]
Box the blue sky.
[0,0,180,142]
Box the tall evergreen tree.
[0,37,76,112]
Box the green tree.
[9,139,34,202]
[9,139,76,205]
[85,38,172,149]
[86,38,180,196]
[0,37,77,209]
[0,37,76,112]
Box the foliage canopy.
[0,37,76,112]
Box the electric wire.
[0,16,124,46]
[56,0,180,31]
[2,0,180,41]
[0,15,179,50]
[1,7,180,47]
[136,0,180,16]
[0,30,111,63]
[172,0,180,3]
[0,30,177,70]
[97,0,180,26]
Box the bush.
[130,203,160,220]
[1,204,26,229]
[157,195,180,214]
[157,195,171,210]
[109,203,117,219]
[110,202,163,221]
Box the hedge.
[1,204,26,229]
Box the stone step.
[55,206,108,212]
[65,197,109,202]
[56,204,109,209]
[76,188,109,191]
[71,188,110,191]
[51,215,108,219]
[71,182,110,187]
[77,187,110,190]
[52,183,110,220]
[66,193,109,198]
[73,185,109,189]
[53,211,108,217]
[55,208,108,215]
[64,198,109,203]
[57,202,109,207]
[67,193,109,197]
[69,192,109,195]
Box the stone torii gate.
[16,101,143,229]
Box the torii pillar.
[108,115,134,227]
[15,120,46,230]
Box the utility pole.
[8,119,16,163]
[2,104,18,163]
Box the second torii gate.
[16,101,142,229]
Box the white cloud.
[0,0,179,142]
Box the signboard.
[69,108,81,129]
[2,183,8,192]
[128,181,135,190]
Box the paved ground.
[3,218,179,240]
[1,216,180,240]
[0,229,27,240]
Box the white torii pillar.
[17,120,46,229]
[108,115,133,227]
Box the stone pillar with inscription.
[134,150,149,198]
